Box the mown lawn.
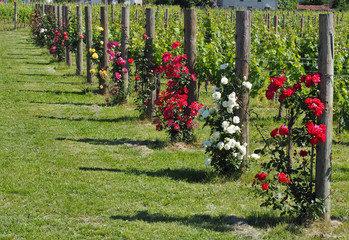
[0,29,348,239]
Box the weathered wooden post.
[164,8,168,28]
[121,6,130,103]
[230,10,234,23]
[316,13,334,222]
[274,15,278,34]
[236,11,251,161]
[135,9,138,23]
[64,5,72,67]
[14,1,17,30]
[146,8,156,119]
[100,5,109,95]
[111,3,114,23]
[283,14,285,29]
[184,9,197,105]
[57,5,62,28]
[85,5,93,84]
[267,13,270,31]
[76,5,83,76]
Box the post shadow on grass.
[24,59,58,65]
[18,73,57,77]
[110,211,245,232]
[40,115,139,123]
[57,137,167,149]
[19,89,85,95]
[30,101,105,107]
[79,166,215,183]
[13,80,76,85]
[246,211,292,228]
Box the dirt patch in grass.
[226,215,262,239]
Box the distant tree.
[332,0,349,10]
[277,0,298,10]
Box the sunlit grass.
[0,29,348,239]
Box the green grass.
[0,29,348,239]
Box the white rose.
[217,141,224,150]
[226,125,237,134]
[227,107,233,113]
[224,143,231,150]
[222,101,228,108]
[250,153,260,160]
[242,81,252,90]
[228,92,236,100]
[233,116,240,124]
[213,131,220,139]
[205,158,212,166]
[229,138,237,146]
[222,121,230,130]
[221,77,228,85]
[212,92,221,100]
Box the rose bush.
[253,72,327,223]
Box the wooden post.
[283,14,285,29]
[76,6,83,76]
[14,2,17,30]
[121,6,130,103]
[301,16,304,37]
[165,8,168,28]
[64,6,72,67]
[230,10,233,23]
[235,11,251,161]
[111,4,114,23]
[135,9,138,23]
[146,8,156,119]
[267,13,270,31]
[85,5,93,84]
[57,5,62,28]
[274,15,278,34]
[316,13,334,222]
[184,9,197,104]
[100,5,109,95]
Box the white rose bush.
[199,64,253,177]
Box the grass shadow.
[13,79,76,85]
[30,101,104,107]
[18,73,57,77]
[40,115,139,123]
[58,137,166,149]
[246,211,293,228]
[20,89,84,95]
[24,59,58,65]
[110,211,246,232]
[79,166,215,183]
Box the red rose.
[172,41,181,49]
[270,128,279,138]
[255,172,267,181]
[300,150,308,157]
[128,58,134,64]
[261,183,269,190]
[279,125,289,136]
